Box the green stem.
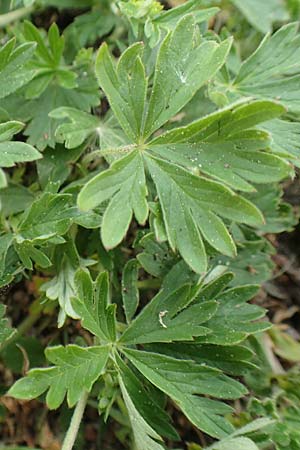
[0,6,34,27]
[61,390,89,450]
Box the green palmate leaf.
[72,269,116,342]
[0,39,36,99]
[233,23,300,113]
[117,355,178,449]
[230,0,289,33]
[16,192,76,241]
[78,150,148,249]
[79,147,264,273]
[143,15,232,138]
[120,284,216,344]
[80,17,292,274]
[196,285,270,345]
[149,99,291,192]
[122,259,140,323]
[122,348,247,439]
[49,108,127,157]
[0,304,15,347]
[8,344,109,408]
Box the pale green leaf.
[8,345,109,408]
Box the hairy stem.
[61,390,89,450]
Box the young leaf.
[78,150,148,249]
[122,348,247,438]
[120,284,216,344]
[72,269,116,342]
[8,345,109,409]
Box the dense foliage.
[1,1,300,449]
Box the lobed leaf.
[122,348,247,439]
[8,345,109,408]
